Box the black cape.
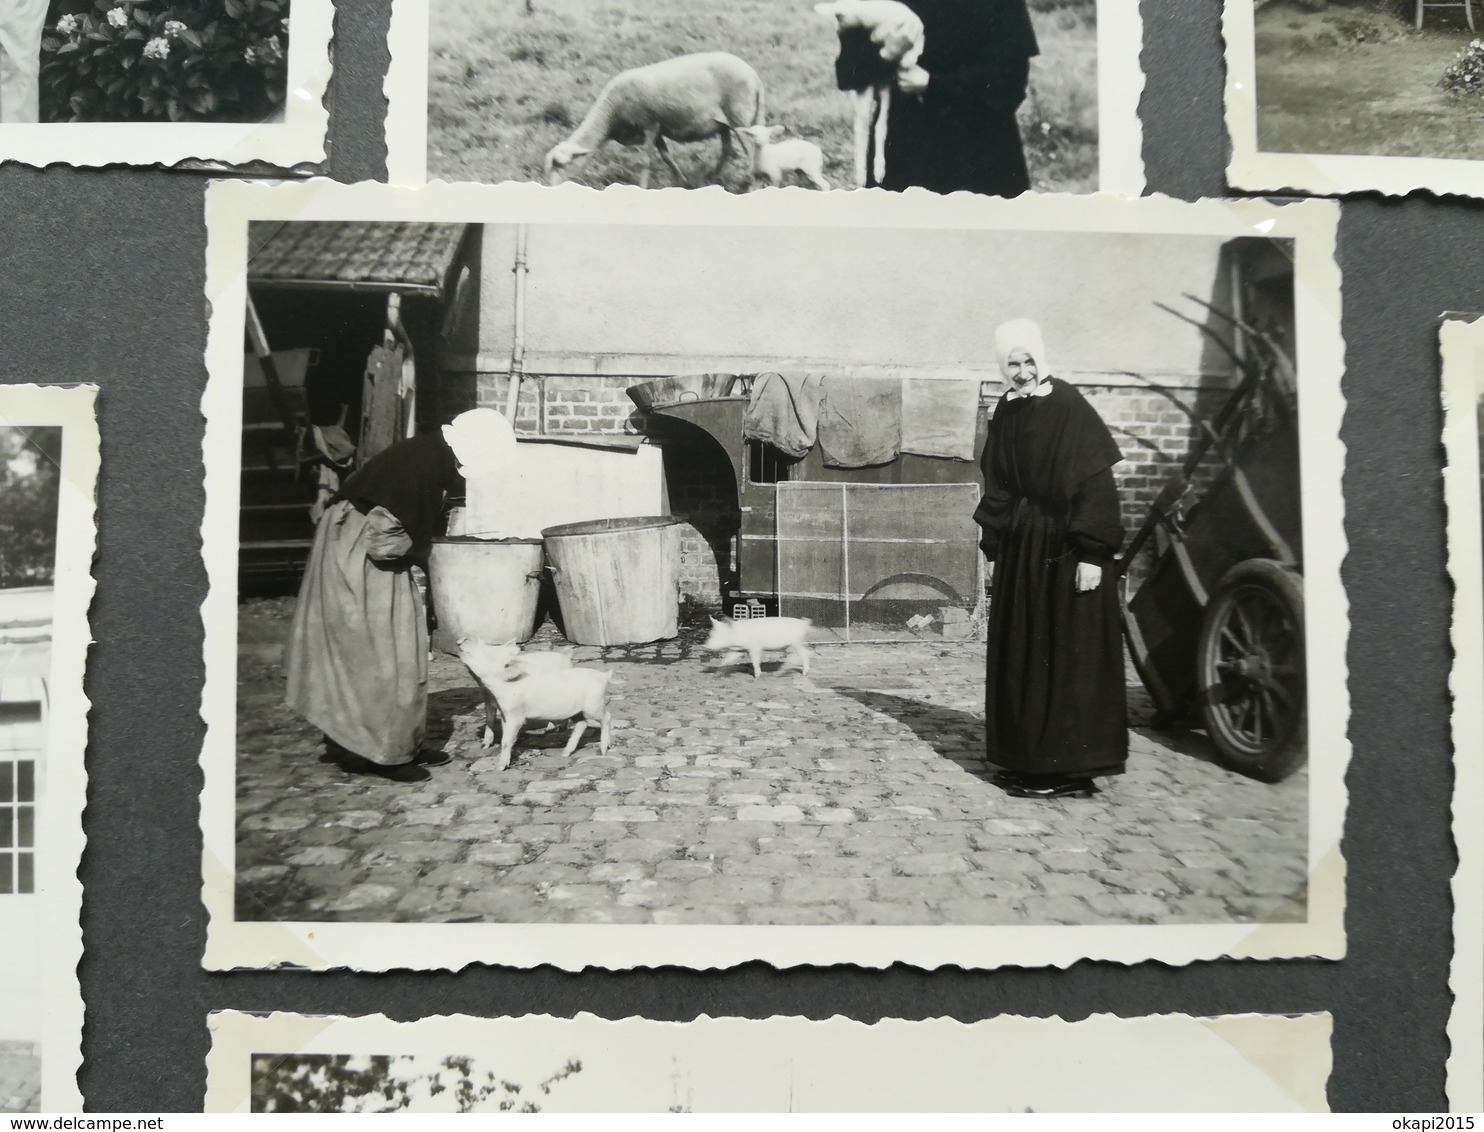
[973,378,1128,777]
[334,432,463,556]
[837,0,1039,197]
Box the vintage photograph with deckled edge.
[0,0,333,169]
[1442,314,1483,1112]
[204,1010,1333,1113]
[200,181,1348,973]
[381,0,1144,193]
[0,384,97,1115]
[1225,0,1484,198]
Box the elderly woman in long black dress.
[285,408,514,781]
[973,319,1127,799]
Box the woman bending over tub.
[285,408,513,781]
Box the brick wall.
[444,369,1238,605]
[1074,384,1233,547]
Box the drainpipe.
[504,224,530,427]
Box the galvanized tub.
[541,516,682,645]
[428,535,544,650]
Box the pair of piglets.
[703,616,812,679]
[456,640,612,771]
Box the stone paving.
[236,600,1308,927]
[0,1042,40,1114]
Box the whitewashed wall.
[472,224,1240,384]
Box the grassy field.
[427,0,1097,192]
[1255,0,1484,159]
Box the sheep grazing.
[457,640,612,771]
[543,52,766,189]
[813,0,926,187]
[733,125,832,190]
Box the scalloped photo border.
[1442,314,1484,1112]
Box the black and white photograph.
[383,0,1144,192]
[1225,0,1484,196]
[1442,312,1484,1112]
[201,181,1347,973]
[206,1010,1334,1112]
[0,0,332,168]
[0,385,97,1115]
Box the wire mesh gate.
[774,482,984,643]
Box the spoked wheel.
[1195,559,1307,782]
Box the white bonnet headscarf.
[442,407,516,473]
[994,318,1050,381]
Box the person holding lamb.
[973,319,1127,799]
[833,0,1039,197]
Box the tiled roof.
[248,222,469,294]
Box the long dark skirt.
[985,499,1128,778]
[284,500,428,766]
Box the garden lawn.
[427,0,1097,192]
[1255,0,1484,160]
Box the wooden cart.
[1120,276,1305,782]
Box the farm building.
[0,585,49,1047]
[239,222,1295,626]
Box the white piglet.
[457,641,611,770]
[703,616,812,679]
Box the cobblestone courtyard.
[236,600,1309,927]
[0,1042,40,1114]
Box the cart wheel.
[1195,559,1306,782]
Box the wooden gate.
[774,482,983,642]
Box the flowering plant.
[40,0,290,123]
[1443,38,1484,98]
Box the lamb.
[813,0,926,187]
[732,125,832,190]
[543,52,766,189]
[457,640,612,771]
[703,616,813,679]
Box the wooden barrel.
[541,516,682,645]
[428,536,544,652]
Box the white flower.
[106,6,127,28]
[56,13,78,34]
[142,35,169,59]
[163,19,187,38]
[243,45,256,63]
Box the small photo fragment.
[0,423,60,1116]
[1253,0,1484,163]
[0,0,290,125]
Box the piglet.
[457,640,610,770]
[703,615,813,679]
